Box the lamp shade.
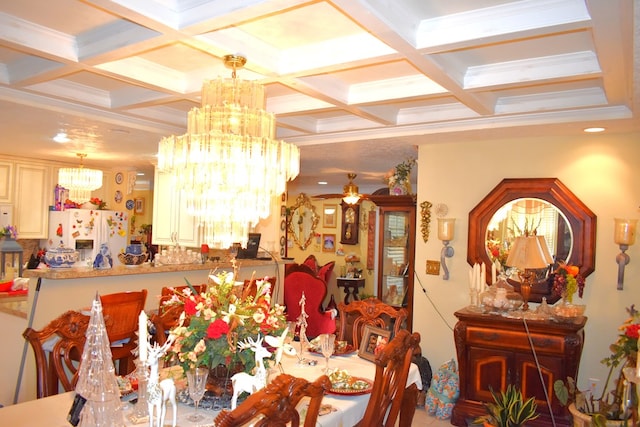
[505,235,553,270]
[437,218,455,241]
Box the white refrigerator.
[47,209,129,267]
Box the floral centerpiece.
[385,157,416,195]
[0,225,18,239]
[555,305,640,424]
[550,262,585,303]
[164,271,287,375]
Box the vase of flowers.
[555,305,640,426]
[0,225,18,240]
[385,157,416,195]
[164,272,286,395]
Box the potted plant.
[474,384,539,427]
[554,305,640,426]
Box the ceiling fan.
[313,173,373,205]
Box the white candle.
[491,262,497,285]
[481,262,486,291]
[139,310,148,362]
[474,263,480,292]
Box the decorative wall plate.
[115,172,124,184]
[114,190,123,203]
[126,199,134,210]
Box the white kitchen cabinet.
[0,161,13,203]
[152,168,199,247]
[15,163,52,238]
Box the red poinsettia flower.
[207,319,230,339]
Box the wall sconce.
[438,218,455,280]
[614,218,637,290]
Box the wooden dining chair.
[100,289,147,375]
[213,373,331,427]
[23,310,90,398]
[356,329,422,427]
[151,284,208,345]
[158,284,207,313]
[337,297,408,349]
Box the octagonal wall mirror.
[468,178,597,303]
[288,193,320,250]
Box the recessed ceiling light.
[318,181,327,185]
[53,132,69,143]
[583,127,605,133]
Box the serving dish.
[118,252,148,267]
[328,377,373,395]
[45,248,79,268]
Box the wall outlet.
[426,260,440,275]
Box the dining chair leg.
[399,383,419,427]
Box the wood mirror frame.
[467,178,597,303]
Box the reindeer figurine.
[146,337,177,427]
[230,335,272,409]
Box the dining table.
[0,346,422,426]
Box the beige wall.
[414,132,640,394]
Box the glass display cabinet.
[370,194,416,330]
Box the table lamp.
[505,234,553,310]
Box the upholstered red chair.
[284,263,336,338]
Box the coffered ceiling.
[0,0,637,194]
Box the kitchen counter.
[0,292,28,318]
[23,258,281,280]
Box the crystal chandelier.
[58,153,103,204]
[157,55,300,248]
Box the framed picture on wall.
[322,233,336,252]
[358,325,391,362]
[323,204,337,228]
[134,198,144,214]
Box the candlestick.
[139,310,148,362]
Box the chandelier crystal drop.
[58,153,103,204]
[157,55,300,248]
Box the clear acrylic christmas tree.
[75,294,124,426]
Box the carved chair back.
[23,310,90,398]
[357,329,421,427]
[337,297,408,349]
[214,374,331,427]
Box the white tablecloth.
[0,350,421,427]
[280,350,421,427]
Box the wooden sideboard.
[451,308,586,427]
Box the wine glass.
[186,367,209,422]
[320,334,335,374]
